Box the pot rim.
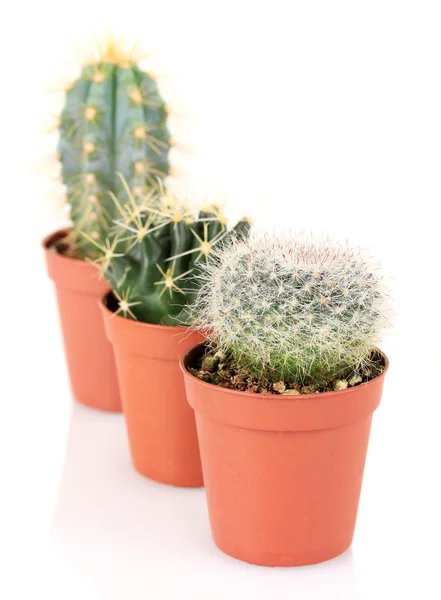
[42,228,83,265]
[100,290,193,334]
[43,228,109,294]
[180,341,389,401]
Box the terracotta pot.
[101,293,204,487]
[181,343,389,566]
[43,230,121,412]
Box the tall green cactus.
[102,188,251,325]
[58,43,171,258]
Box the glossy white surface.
[2,1,441,598]
[4,375,440,600]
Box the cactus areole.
[58,47,171,259]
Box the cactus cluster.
[58,38,171,258]
[102,182,251,325]
[191,233,390,386]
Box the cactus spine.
[103,186,251,325]
[58,38,171,258]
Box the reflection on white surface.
[51,402,358,600]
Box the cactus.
[57,37,171,258]
[102,184,251,325]
[191,233,390,386]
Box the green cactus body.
[103,199,251,325]
[58,60,170,258]
[191,233,390,387]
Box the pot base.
[74,396,122,413]
[214,536,352,567]
[133,461,204,488]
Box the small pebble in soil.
[282,389,300,395]
[272,381,286,394]
[348,374,363,387]
[301,386,316,394]
[333,379,349,391]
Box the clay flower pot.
[181,343,389,567]
[43,230,121,412]
[100,292,204,487]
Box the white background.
[1,1,440,598]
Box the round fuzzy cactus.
[192,233,390,386]
[57,36,171,258]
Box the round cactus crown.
[192,233,390,386]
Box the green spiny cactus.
[58,38,171,258]
[191,233,390,386]
[102,186,251,325]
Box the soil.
[188,347,386,395]
[53,237,79,258]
